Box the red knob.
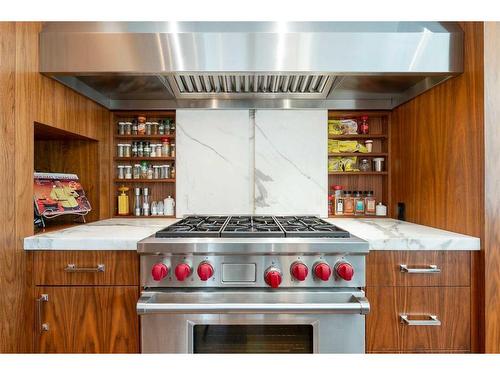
[197,262,214,281]
[151,262,169,281]
[265,268,282,288]
[290,262,308,281]
[175,263,192,281]
[336,262,354,281]
[313,262,332,281]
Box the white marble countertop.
[325,218,480,251]
[24,217,480,251]
[23,218,179,250]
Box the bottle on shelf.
[332,185,344,216]
[365,191,376,215]
[134,188,141,217]
[163,196,175,216]
[328,194,334,216]
[117,186,130,216]
[359,115,369,135]
[343,191,355,215]
[354,191,365,215]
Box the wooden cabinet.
[35,287,139,353]
[366,251,473,353]
[33,251,140,353]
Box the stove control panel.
[143,254,364,288]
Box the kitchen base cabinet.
[366,286,470,353]
[35,286,139,353]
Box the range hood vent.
[170,74,333,98]
[39,22,464,110]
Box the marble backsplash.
[176,109,328,217]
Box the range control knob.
[265,267,282,288]
[151,262,169,281]
[175,263,192,281]
[290,262,308,281]
[197,262,214,281]
[313,262,332,281]
[335,261,354,281]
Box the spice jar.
[171,164,176,179]
[150,144,156,157]
[155,144,163,157]
[131,120,138,135]
[161,165,170,179]
[170,143,176,158]
[124,122,132,135]
[151,121,159,135]
[161,137,170,157]
[145,122,152,136]
[117,122,126,135]
[133,164,141,179]
[117,165,125,179]
[143,142,151,157]
[117,144,125,158]
[158,120,165,135]
[123,143,131,157]
[147,164,154,179]
[164,119,171,135]
[137,141,144,157]
[359,158,371,172]
[124,165,132,179]
[153,165,160,180]
[131,141,138,157]
[140,161,148,179]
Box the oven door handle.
[137,295,370,315]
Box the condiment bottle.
[161,137,170,157]
[354,191,365,215]
[359,115,369,134]
[365,191,376,215]
[343,191,355,215]
[332,185,344,216]
[117,186,130,216]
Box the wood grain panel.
[390,22,484,352]
[35,287,139,353]
[367,251,470,287]
[483,22,500,353]
[34,251,139,286]
[0,22,112,353]
[366,287,471,353]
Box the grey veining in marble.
[254,110,328,216]
[176,110,254,216]
[325,218,480,251]
[24,218,179,250]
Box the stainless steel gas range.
[137,215,370,353]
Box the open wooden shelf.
[328,171,388,175]
[112,215,176,219]
[328,152,388,157]
[328,215,387,219]
[114,179,175,183]
[328,134,387,140]
[114,157,175,162]
[115,134,175,140]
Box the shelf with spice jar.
[112,111,177,218]
[327,110,391,218]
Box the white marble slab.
[176,110,254,216]
[325,218,480,251]
[254,110,328,216]
[24,218,179,250]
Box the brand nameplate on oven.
[222,264,256,282]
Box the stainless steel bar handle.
[399,264,441,274]
[36,294,49,333]
[400,314,441,326]
[64,263,105,273]
[137,295,370,315]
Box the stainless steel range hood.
[39,22,463,110]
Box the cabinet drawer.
[366,287,470,352]
[34,251,139,286]
[367,251,470,287]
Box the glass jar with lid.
[133,164,141,179]
[123,143,131,157]
[124,122,132,135]
[117,165,125,179]
[137,141,144,157]
[161,137,170,157]
[143,142,151,157]
[155,143,163,157]
[124,166,132,179]
[131,141,138,157]
[145,122,152,136]
[147,164,154,179]
[151,121,159,135]
[117,144,125,158]
[117,122,126,135]
[170,143,176,158]
[359,158,371,172]
[153,165,160,179]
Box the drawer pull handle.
[36,294,49,333]
[400,314,441,326]
[399,264,441,274]
[64,264,105,273]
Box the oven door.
[137,289,369,353]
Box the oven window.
[192,325,313,353]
